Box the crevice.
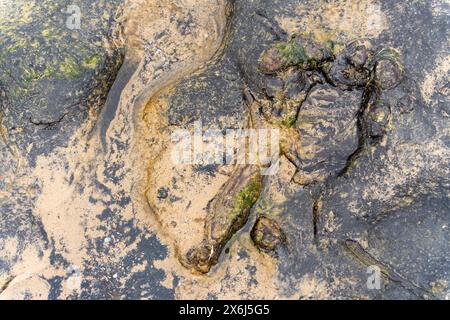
[337,81,377,177]
[312,195,322,241]
[0,276,14,295]
[29,113,66,129]
[343,239,436,299]
[318,67,337,87]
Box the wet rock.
[372,49,404,90]
[262,75,284,99]
[346,41,369,69]
[168,0,448,299]
[264,100,299,128]
[375,59,404,90]
[157,187,169,200]
[251,216,286,254]
[397,94,415,114]
[282,67,309,102]
[1,0,447,301]
[183,165,262,274]
[0,0,124,159]
[259,47,285,74]
[254,68,309,128]
[365,99,391,139]
[185,242,215,274]
[292,84,362,184]
[259,37,332,74]
[326,41,371,89]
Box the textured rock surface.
[251,215,286,254]
[0,0,449,300]
[294,84,361,184]
[183,165,262,274]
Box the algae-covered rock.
[160,0,449,300]
[184,165,262,274]
[0,0,123,159]
[347,42,369,69]
[259,47,285,74]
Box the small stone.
[157,187,169,200]
[251,216,286,253]
[326,53,369,89]
[183,166,262,274]
[259,38,332,74]
[292,84,362,184]
[259,47,284,74]
[375,59,403,90]
[347,43,368,69]
[297,37,333,64]
[184,243,213,274]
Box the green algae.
[233,176,263,216]
[83,55,99,69]
[281,116,297,128]
[275,42,311,68]
[59,57,82,78]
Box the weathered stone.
[326,43,370,89]
[259,47,285,74]
[183,165,262,274]
[292,84,362,184]
[374,48,404,90]
[0,0,124,159]
[346,41,370,68]
[365,99,391,139]
[375,59,404,90]
[251,216,286,253]
[282,67,309,102]
[292,37,333,66]
[262,75,284,99]
[2,0,449,300]
[259,37,332,74]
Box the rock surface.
[0,0,449,300]
[251,216,286,254]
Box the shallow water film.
[0,0,449,300]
